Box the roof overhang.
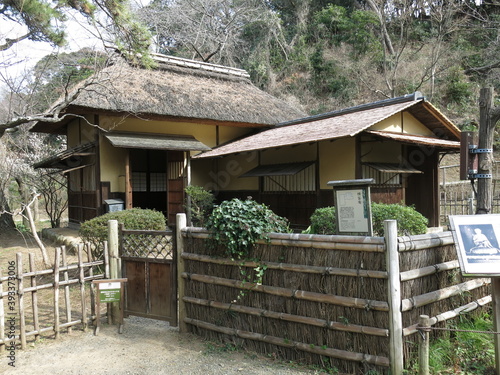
[240,161,314,177]
[104,132,211,151]
[33,142,96,172]
[363,162,423,174]
[365,130,460,150]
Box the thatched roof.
[31,54,306,133]
[193,94,461,159]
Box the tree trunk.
[476,87,499,214]
[0,190,15,229]
[25,195,51,267]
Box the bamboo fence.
[0,243,108,351]
[177,219,491,375]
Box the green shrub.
[79,208,166,258]
[305,203,428,236]
[206,197,291,259]
[304,206,337,234]
[184,185,215,227]
[371,203,428,236]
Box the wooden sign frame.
[449,215,500,276]
[92,278,128,335]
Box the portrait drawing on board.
[458,224,500,262]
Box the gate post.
[385,220,404,374]
[108,220,120,324]
[176,213,187,333]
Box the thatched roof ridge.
[32,54,306,133]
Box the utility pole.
[475,87,500,375]
[476,87,500,214]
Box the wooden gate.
[119,226,177,325]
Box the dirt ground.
[0,229,320,375]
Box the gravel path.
[0,316,320,375]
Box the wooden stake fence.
[0,244,107,351]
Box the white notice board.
[449,214,500,276]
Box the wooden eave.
[31,106,273,135]
[406,101,461,140]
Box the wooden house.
[32,54,306,225]
[192,93,461,228]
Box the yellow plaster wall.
[67,117,96,147]
[360,140,401,163]
[369,112,434,136]
[260,143,317,164]
[99,135,127,192]
[191,152,259,192]
[319,138,356,188]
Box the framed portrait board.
[449,214,500,276]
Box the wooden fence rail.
[0,243,107,351]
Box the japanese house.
[32,53,306,225]
[191,92,461,228]
[32,53,460,229]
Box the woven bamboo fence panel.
[180,228,491,374]
[0,243,107,352]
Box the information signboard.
[328,179,374,236]
[98,282,122,303]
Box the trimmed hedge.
[305,203,428,236]
[79,208,167,245]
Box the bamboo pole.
[77,244,87,331]
[177,213,188,333]
[182,228,385,252]
[418,315,430,375]
[61,247,72,335]
[181,272,389,311]
[54,248,61,340]
[401,278,490,311]
[103,242,110,279]
[403,295,492,336]
[108,220,120,324]
[397,233,455,251]
[29,254,40,342]
[86,243,96,322]
[0,270,4,353]
[181,252,388,279]
[16,253,26,350]
[183,296,389,337]
[184,317,390,368]
[385,220,404,375]
[400,260,459,282]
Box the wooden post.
[0,270,4,353]
[418,315,430,375]
[61,246,72,334]
[77,244,87,331]
[16,253,26,350]
[176,213,187,333]
[86,243,96,322]
[29,254,40,341]
[475,87,500,372]
[108,220,120,324]
[492,278,500,375]
[54,248,61,340]
[385,220,404,374]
